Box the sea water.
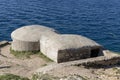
[0,0,120,52]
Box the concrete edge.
[36,55,120,74]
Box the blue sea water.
[0,0,120,52]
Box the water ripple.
[0,0,120,52]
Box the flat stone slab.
[36,55,120,73]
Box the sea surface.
[0,0,120,52]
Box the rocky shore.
[0,41,120,80]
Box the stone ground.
[0,43,120,80]
[42,65,120,80]
[0,44,52,78]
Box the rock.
[0,41,9,47]
[60,75,85,80]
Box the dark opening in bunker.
[90,48,100,57]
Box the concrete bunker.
[40,34,103,63]
[11,25,58,51]
[11,25,103,63]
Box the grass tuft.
[0,74,29,80]
[10,48,39,59]
[32,73,59,80]
[10,48,53,62]
[38,52,53,62]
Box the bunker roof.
[41,34,102,50]
[11,25,57,42]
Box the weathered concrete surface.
[11,25,57,42]
[11,25,58,51]
[36,52,120,73]
[40,34,103,63]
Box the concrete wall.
[12,39,40,51]
[57,48,90,63]
[40,36,58,62]
[57,47,103,63]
